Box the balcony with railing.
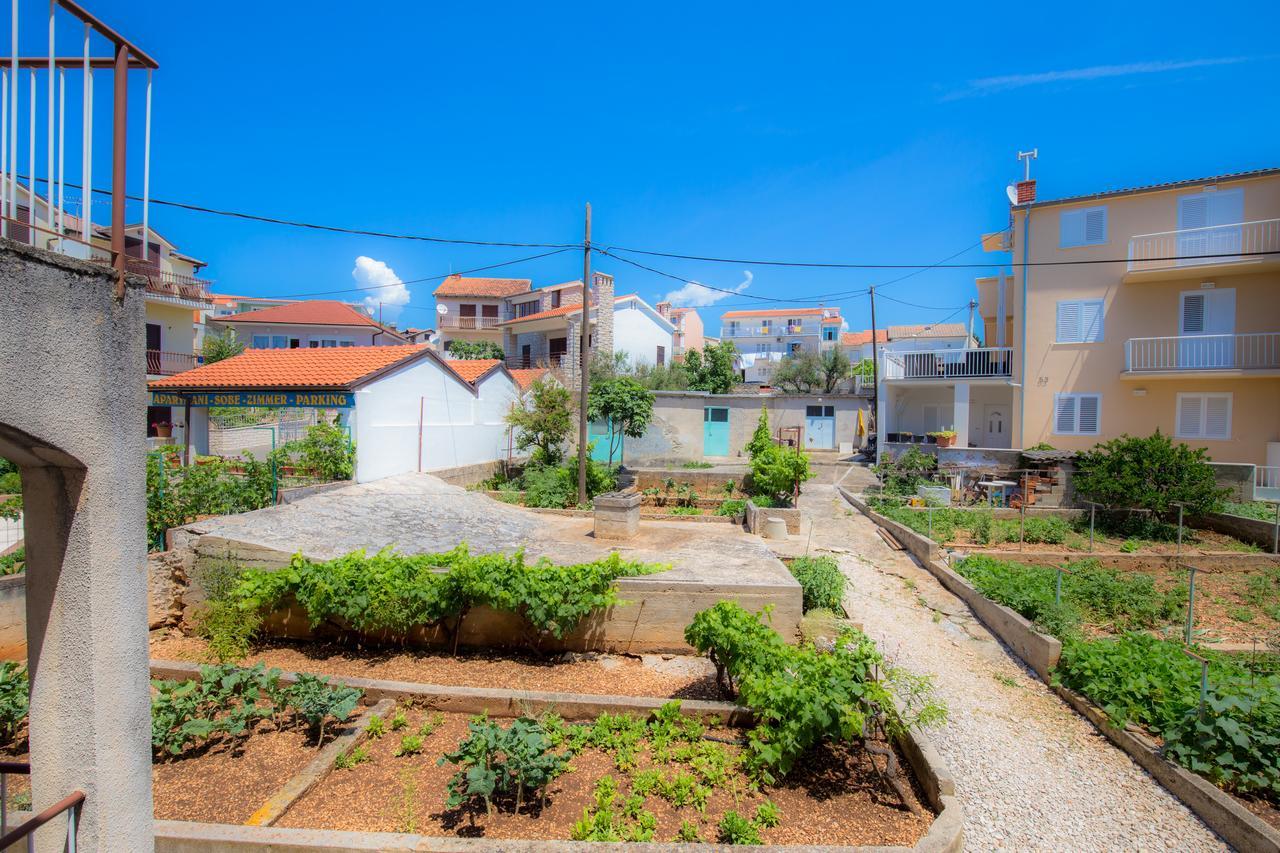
[881,347,1013,381]
[122,259,214,307]
[1126,219,1280,280]
[1123,333,1280,375]
[438,314,503,331]
[720,323,821,338]
[146,350,202,376]
[505,352,569,370]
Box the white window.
[251,335,270,349]
[1055,299,1104,343]
[1176,393,1231,440]
[1053,393,1101,435]
[1060,206,1108,247]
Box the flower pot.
[155,425,172,438]
[936,434,956,448]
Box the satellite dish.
[1006,184,1019,205]
[428,333,440,345]
[436,304,448,315]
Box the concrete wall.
[0,243,154,850]
[627,392,869,462]
[353,358,519,482]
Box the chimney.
[1016,180,1037,204]
[593,272,615,357]
[655,300,671,319]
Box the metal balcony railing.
[506,353,569,370]
[1127,219,1280,273]
[1256,466,1280,503]
[123,260,214,306]
[720,324,820,338]
[1124,333,1280,372]
[0,760,84,852]
[146,350,201,376]
[881,347,1013,380]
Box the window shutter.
[1181,294,1205,334]
[1077,396,1100,434]
[1178,395,1202,437]
[1204,395,1230,439]
[1056,301,1082,342]
[1060,210,1085,247]
[1055,395,1076,433]
[1080,300,1104,342]
[1179,195,1209,230]
[1084,208,1107,244]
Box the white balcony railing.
[1256,466,1280,503]
[720,324,821,338]
[438,315,502,330]
[1128,219,1280,273]
[881,347,1013,380]
[1124,333,1280,372]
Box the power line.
[269,248,575,299]
[876,293,968,311]
[592,247,804,304]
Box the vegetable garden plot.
[277,704,933,846]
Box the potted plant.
[929,430,958,448]
[899,431,914,444]
[152,420,172,439]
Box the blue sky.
[53,1,1280,335]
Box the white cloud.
[665,270,753,308]
[945,56,1256,100]
[352,256,410,321]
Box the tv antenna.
[1017,148,1038,181]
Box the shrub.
[1162,681,1280,799]
[744,406,773,459]
[291,419,355,481]
[788,556,846,612]
[1074,431,1229,521]
[873,447,938,496]
[716,499,746,518]
[192,555,258,663]
[0,663,28,744]
[445,339,505,360]
[506,378,575,466]
[0,547,24,576]
[522,455,617,508]
[668,506,702,516]
[749,445,812,503]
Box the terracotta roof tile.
[433,276,532,299]
[444,358,503,384]
[887,323,969,340]
[841,329,888,346]
[508,368,551,391]
[497,302,589,325]
[217,300,382,327]
[148,345,431,390]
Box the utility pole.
[869,286,879,454]
[577,203,592,506]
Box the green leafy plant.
[788,556,846,612]
[365,714,386,739]
[201,327,245,364]
[587,376,655,452]
[771,351,822,394]
[395,734,424,756]
[873,447,939,496]
[505,378,575,466]
[390,709,409,730]
[445,339,505,360]
[674,819,702,842]
[717,499,747,518]
[1074,431,1229,521]
[439,716,572,815]
[683,340,739,394]
[755,800,781,828]
[682,461,714,469]
[749,444,812,503]
[192,554,258,663]
[334,743,370,770]
[570,775,657,842]
[286,674,362,744]
[668,506,702,516]
[0,663,29,744]
[0,546,24,577]
[717,810,762,844]
[150,663,298,757]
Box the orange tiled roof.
[444,358,503,384]
[888,323,969,340]
[721,307,831,319]
[508,368,551,391]
[841,329,888,346]
[149,345,431,390]
[433,276,532,299]
[497,302,589,325]
[217,300,382,327]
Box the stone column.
[953,382,970,448]
[593,272,615,357]
[565,318,581,387]
[594,491,641,540]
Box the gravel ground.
[798,474,1230,852]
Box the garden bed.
[149,632,723,700]
[274,703,933,845]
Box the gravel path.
[799,476,1229,852]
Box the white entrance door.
[805,405,835,449]
[1177,188,1244,265]
[1179,289,1236,368]
[982,405,1007,448]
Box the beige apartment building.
[978,167,1280,468]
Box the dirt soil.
[278,706,932,845]
[149,632,723,700]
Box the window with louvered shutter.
[1177,394,1202,437]
[1180,294,1205,334]
[1177,393,1231,440]
[1056,300,1103,343]
[1054,395,1076,434]
[1060,206,1107,247]
[1054,393,1101,435]
[1204,395,1230,438]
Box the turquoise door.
[589,419,623,465]
[703,407,730,457]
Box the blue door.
[703,407,730,457]
[805,405,835,449]
[589,419,623,465]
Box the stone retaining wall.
[745,500,801,535]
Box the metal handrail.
[1129,218,1280,240]
[0,790,84,852]
[1123,332,1280,372]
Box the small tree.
[744,405,773,459]
[850,357,874,380]
[818,348,851,393]
[446,339,506,360]
[506,378,575,466]
[202,328,245,364]
[771,352,821,394]
[750,445,812,504]
[587,377,654,462]
[1073,431,1229,520]
[685,341,738,394]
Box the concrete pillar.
[953,382,970,448]
[187,406,209,458]
[502,327,515,362]
[0,244,154,852]
[593,491,641,540]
